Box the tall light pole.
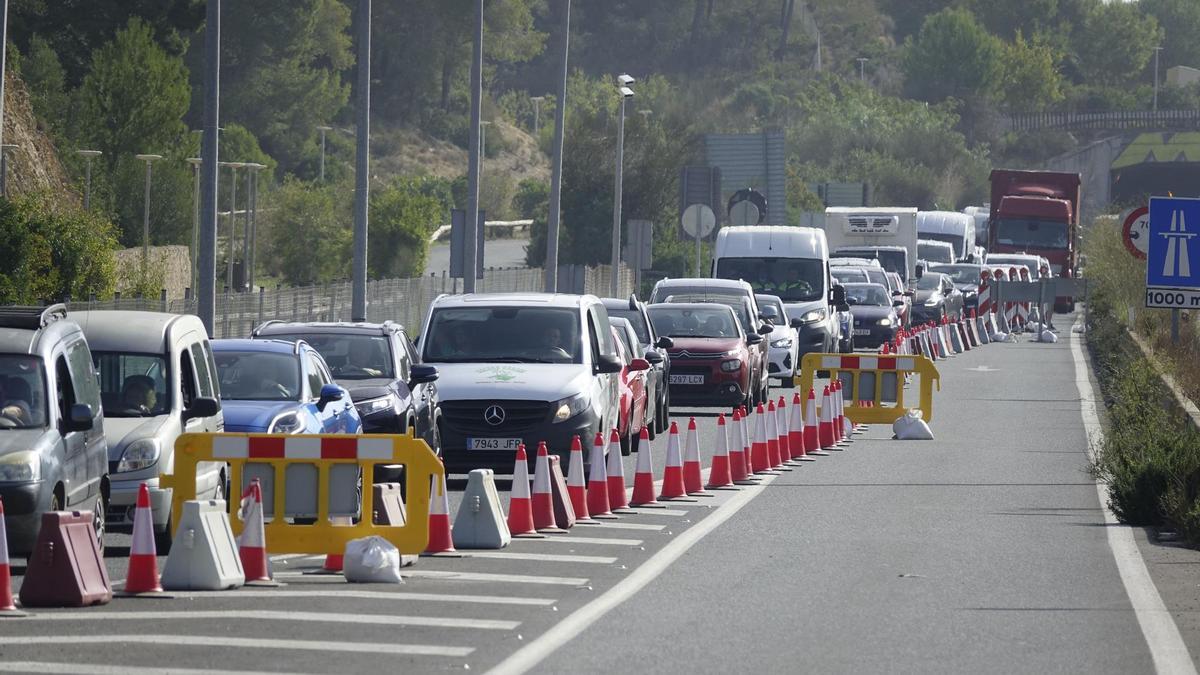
[316,125,333,182]
[135,154,163,269]
[464,0,483,294]
[351,0,371,321]
[0,0,9,198]
[0,144,15,197]
[222,161,245,292]
[198,0,222,335]
[611,74,634,297]
[243,163,265,292]
[76,150,102,210]
[1153,46,1164,112]
[531,96,544,136]
[186,157,202,294]
[857,57,868,82]
[545,0,571,293]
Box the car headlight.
[269,411,305,434]
[800,308,826,323]
[0,451,39,482]
[720,359,743,372]
[877,318,893,327]
[924,299,939,307]
[770,338,793,348]
[355,395,396,417]
[552,393,590,423]
[117,439,161,473]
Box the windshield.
[266,333,393,380]
[919,232,964,255]
[423,307,582,364]
[660,294,753,333]
[0,355,47,429]
[994,218,1069,250]
[832,269,868,284]
[713,257,824,302]
[755,296,785,323]
[607,308,650,343]
[648,307,740,338]
[833,249,907,278]
[929,265,981,284]
[214,351,302,401]
[844,284,891,306]
[916,274,946,291]
[93,352,170,417]
[918,243,954,264]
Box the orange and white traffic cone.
[818,385,838,451]
[706,413,735,489]
[728,409,751,482]
[683,418,711,495]
[237,479,275,584]
[606,430,632,512]
[586,432,614,518]
[531,441,560,532]
[790,392,813,461]
[0,497,25,615]
[751,404,770,472]
[776,396,794,464]
[835,380,853,445]
[764,400,783,469]
[566,435,593,522]
[425,472,457,553]
[659,421,691,500]
[507,444,539,536]
[122,482,164,595]
[629,427,663,508]
[805,388,827,456]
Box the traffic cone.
[818,385,838,451]
[507,444,539,536]
[566,435,593,522]
[706,414,735,489]
[606,430,632,511]
[425,472,458,553]
[804,388,827,456]
[683,417,711,495]
[729,408,751,481]
[790,392,813,461]
[629,427,663,507]
[835,380,853,444]
[237,479,274,584]
[764,400,783,468]
[776,396,794,463]
[120,482,165,595]
[531,442,560,532]
[741,406,759,474]
[659,422,691,500]
[586,432,614,518]
[0,498,25,616]
[751,404,770,472]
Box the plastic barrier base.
[452,469,512,550]
[548,456,577,530]
[19,511,111,608]
[161,499,245,591]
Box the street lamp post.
[317,125,333,182]
[76,150,102,210]
[857,57,868,82]
[222,162,245,292]
[197,0,221,335]
[545,0,570,292]
[186,157,202,294]
[134,154,163,269]
[243,163,265,292]
[1153,46,1164,112]
[464,0,483,294]
[351,0,371,321]
[611,74,635,297]
[0,144,16,197]
[531,96,544,136]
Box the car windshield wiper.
[490,357,553,364]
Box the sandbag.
[892,409,934,441]
[1039,329,1058,343]
[343,536,404,584]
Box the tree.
[20,36,69,137]
[1141,0,1200,77]
[1072,2,1162,87]
[0,192,119,303]
[971,0,1058,39]
[903,8,1004,102]
[368,178,444,280]
[262,177,350,286]
[999,32,1065,112]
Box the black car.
[910,272,965,325]
[928,263,983,311]
[601,296,672,436]
[251,321,441,464]
[842,283,903,350]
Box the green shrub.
[0,192,119,303]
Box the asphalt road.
[425,238,531,275]
[2,312,1197,674]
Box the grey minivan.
[72,311,224,550]
[0,305,108,555]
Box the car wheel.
[92,493,107,556]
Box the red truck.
[988,169,1082,312]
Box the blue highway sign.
[1147,196,1200,309]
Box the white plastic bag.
[990,331,1007,342]
[892,409,934,441]
[343,535,404,584]
[1039,329,1058,343]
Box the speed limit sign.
[1121,206,1149,260]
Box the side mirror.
[629,358,651,372]
[655,336,674,349]
[68,403,94,432]
[830,285,847,306]
[409,364,439,385]
[182,396,221,424]
[837,302,851,313]
[595,353,624,374]
[644,351,665,365]
[915,265,925,280]
[789,317,803,329]
[317,383,345,411]
[746,333,764,345]
[904,290,915,297]
[893,300,905,308]
[758,324,773,335]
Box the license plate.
[669,374,705,385]
[853,329,871,336]
[468,438,522,451]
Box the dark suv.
[601,296,672,436]
[252,321,440,456]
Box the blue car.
[212,339,361,434]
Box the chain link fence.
[66,265,634,338]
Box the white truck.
[823,207,920,285]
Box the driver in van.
[0,377,32,425]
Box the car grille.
[671,349,728,359]
[441,399,550,434]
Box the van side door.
[586,305,618,430]
[62,339,105,505]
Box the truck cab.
[988,170,1081,312]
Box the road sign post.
[681,203,716,277]
[1146,197,1200,343]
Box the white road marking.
[166,589,556,606]
[29,610,517,631]
[0,636,472,658]
[1069,316,1198,675]
[405,570,588,586]
[621,508,689,517]
[522,535,642,546]
[464,551,617,564]
[578,522,665,531]
[268,553,312,561]
[489,475,774,675]
[0,664,308,675]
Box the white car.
[755,294,800,381]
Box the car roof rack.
[0,304,68,330]
[251,319,286,337]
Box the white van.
[918,211,977,262]
[710,226,848,357]
[824,207,920,283]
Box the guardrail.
[429,219,534,242]
[1008,109,1200,133]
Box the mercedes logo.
[483,405,506,426]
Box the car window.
[179,347,198,409]
[192,343,216,398]
[305,353,327,399]
[423,306,583,364]
[606,308,651,343]
[66,340,101,415]
[648,306,739,338]
[0,355,48,428]
[92,351,170,417]
[54,355,76,429]
[586,311,603,365]
[214,351,301,401]
[591,306,616,356]
[392,335,412,381]
[267,332,394,380]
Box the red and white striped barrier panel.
[1017,267,1031,328]
[212,435,394,460]
[978,269,992,315]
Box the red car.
[646,303,760,409]
[609,319,650,455]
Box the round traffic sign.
[729,200,761,228]
[681,203,716,239]
[1122,206,1149,260]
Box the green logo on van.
[476,365,526,383]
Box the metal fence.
[1007,109,1200,133]
[67,265,634,338]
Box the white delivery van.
[917,210,977,262]
[962,205,990,251]
[823,207,920,284]
[710,225,848,358]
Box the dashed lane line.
[403,570,588,586]
[576,521,665,531]
[620,508,689,517]
[0,664,312,675]
[28,610,519,631]
[0,636,473,658]
[165,590,557,606]
[461,551,617,564]
[521,535,642,547]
